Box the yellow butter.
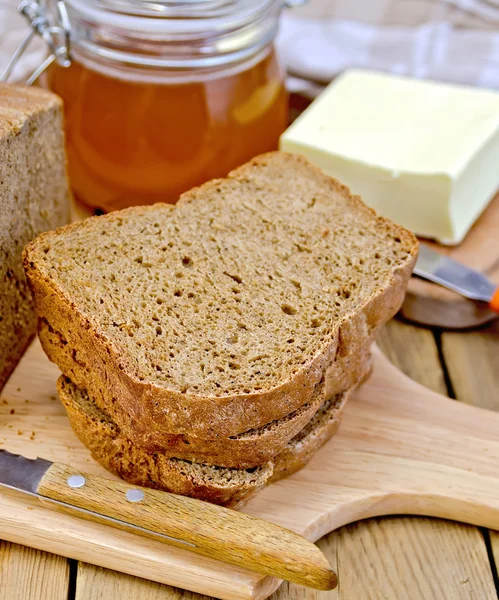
[280,69,499,244]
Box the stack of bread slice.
[24,152,418,507]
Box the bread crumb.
[17,430,22,435]
[30,431,36,440]
[1,399,7,405]
[17,387,21,392]
[10,409,15,415]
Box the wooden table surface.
[0,317,498,600]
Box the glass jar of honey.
[40,0,290,212]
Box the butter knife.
[414,245,499,313]
[0,449,337,590]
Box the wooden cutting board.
[0,338,498,600]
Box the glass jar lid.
[44,0,285,69]
[0,0,305,84]
[77,0,266,18]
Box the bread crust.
[271,392,349,483]
[0,83,70,392]
[24,152,417,439]
[37,313,372,466]
[58,376,353,507]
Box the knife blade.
[0,449,337,590]
[414,245,499,313]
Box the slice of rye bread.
[37,308,372,461]
[57,375,352,507]
[24,151,418,442]
[39,312,372,466]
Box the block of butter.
[280,69,499,245]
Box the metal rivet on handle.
[126,489,145,503]
[67,474,86,488]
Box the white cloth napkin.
[0,0,45,83]
[278,0,499,93]
[1,0,498,90]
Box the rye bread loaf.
[24,152,417,441]
[57,375,352,507]
[39,313,372,466]
[0,84,69,391]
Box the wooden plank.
[274,319,497,600]
[272,518,496,600]
[442,327,499,410]
[0,541,69,600]
[2,326,498,599]
[490,535,499,585]
[121,320,498,600]
[285,518,495,600]
[442,324,499,587]
[376,319,447,393]
[75,563,212,600]
[337,319,497,600]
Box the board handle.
[36,462,337,590]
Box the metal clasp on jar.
[0,0,71,85]
[0,0,307,86]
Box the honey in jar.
[40,0,290,212]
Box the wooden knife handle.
[36,462,337,590]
